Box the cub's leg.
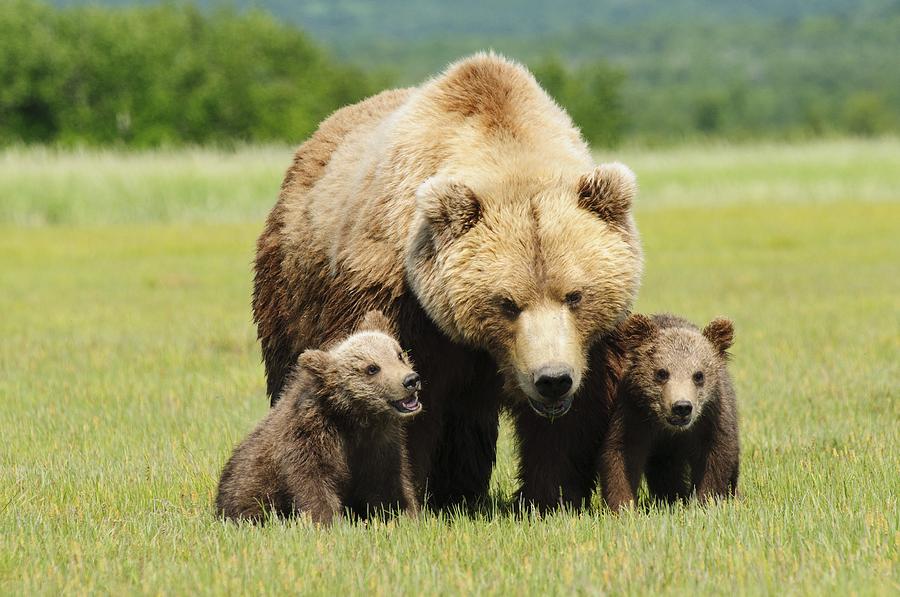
[644,443,692,504]
[598,408,650,512]
[277,442,347,525]
[691,438,740,503]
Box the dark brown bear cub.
[215,311,421,523]
[599,313,739,511]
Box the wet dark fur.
[598,313,740,511]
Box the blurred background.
[3,0,900,148]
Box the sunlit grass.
[2,138,899,225]
[1,139,898,594]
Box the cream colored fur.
[274,51,642,403]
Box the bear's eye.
[366,364,380,376]
[565,291,583,308]
[499,297,522,319]
[693,371,705,385]
[654,368,669,383]
[398,351,405,362]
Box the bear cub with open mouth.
[599,313,739,511]
[216,310,421,523]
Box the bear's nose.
[534,366,573,400]
[672,400,693,417]
[402,372,420,392]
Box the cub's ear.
[416,176,482,239]
[615,313,656,352]
[702,318,734,355]
[577,162,637,223]
[357,310,395,335]
[298,349,332,377]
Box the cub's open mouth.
[527,396,574,419]
[390,394,422,415]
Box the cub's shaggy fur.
[253,52,643,511]
[216,312,421,523]
[599,313,739,511]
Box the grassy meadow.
[0,139,898,594]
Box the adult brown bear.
[253,53,642,510]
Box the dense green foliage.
[170,0,900,142]
[2,1,628,147]
[0,1,380,146]
[15,0,900,144]
[1,141,898,593]
[532,58,626,147]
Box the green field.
[1,139,898,594]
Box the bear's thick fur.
[599,313,740,511]
[216,311,421,523]
[253,53,643,510]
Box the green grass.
[3,137,899,225]
[1,139,898,594]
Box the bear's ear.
[577,162,637,224]
[356,310,395,335]
[416,176,482,240]
[298,349,332,377]
[615,313,656,352]
[702,318,734,356]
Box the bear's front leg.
[398,444,420,518]
[401,482,420,518]
[512,394,605,512]
[426,401,500,510]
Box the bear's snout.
[667,400,694,427]
[402,372,421,393]
[672,400,692,418]
[533,364,574,400]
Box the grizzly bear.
[598,313,739,511]
[216,311,421,523]
[253,52,643,510]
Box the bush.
[532,57,626,147]
[0,1,381,146]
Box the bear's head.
[406,162,642,418]
[616,314,734,430]
[299,310,422,419]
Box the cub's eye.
[692,371,705,385]
[499,297,522,319]
[654,368,669,383]
[366,364,380,376]
[564,291,583,308]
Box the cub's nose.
[534,365,574,400]
[672,401,693,417]
[402,372,420,392]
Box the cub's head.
[406,162,642,418]
[616,314,734,430]
[299,311,422,419]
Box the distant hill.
[43,1,900,140]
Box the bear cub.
[216,310,422,523]
[599,313,739,511]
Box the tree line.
[0,1,625,147]
[0,1,384,146]
[3,1,896,147]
